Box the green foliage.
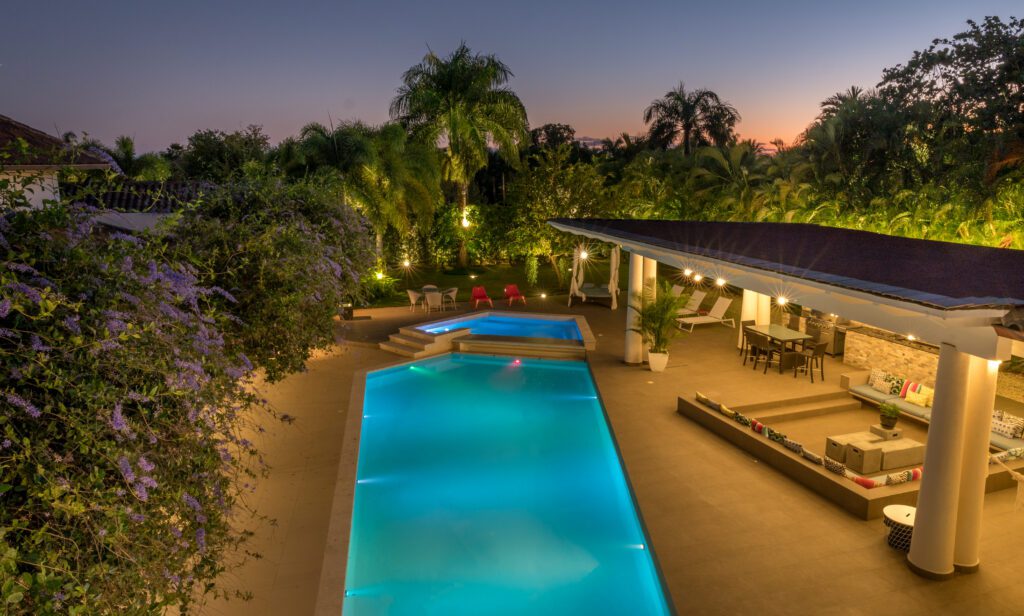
[880,403,902,419]
[643,83,740,154]
[629,281,690,354]
[179,126,271,182]
[524,255,538,286]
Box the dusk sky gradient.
[3,1,1019,152]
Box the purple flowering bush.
[165,170,375,382]
[0,201,267,612]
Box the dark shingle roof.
[0,114,109,168]
[72,180,212,213]
[549,218,1024,311]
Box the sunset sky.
[3,1,1019,152]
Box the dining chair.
[796,341,829,383]
[442,287,458,310]
[747,331,773,372]
[406,289,423,312]
[738,320,756,358]
[424,291,443,313]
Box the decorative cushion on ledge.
[884,373,906,396]
[767,429,787,443]
[823,457,846,475]
[886,470,913,485]
[782,438,804,454]
[751,420,764,434]
[853,475,877,489]
[718,404,736,419]
[695,391,721,411]
[905,389,930,407]
[992,447,1024,464]
[802,450,823,465]
[732,412,752,427]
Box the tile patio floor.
[205,296,1024,615]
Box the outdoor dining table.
[746,323,813,373]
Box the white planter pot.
[648,352,669,373]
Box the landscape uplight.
[580,250,589,260]
[469,274,477,279]
[907,334,916,342]
[375,271,384,280]
[461,217,470,228]
[402,259,411,268]
[540,293,547,299]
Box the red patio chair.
[471,285,493,308]
[504,283,526,306]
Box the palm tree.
[344,123,442,260]
[643,83,740,155]
[819,86,867,119]
[390,42,528,267]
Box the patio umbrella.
[568,246,586,306]
[608,245,620,310]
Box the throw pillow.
[918,385,935,407]
[884,373,906,396]
[782,438,804,454]
[1000,411,1024,438]
[905,389,930,407]
[868,368,889,393]
[802,450,823,464]
[853,476,877,489]
[899,381,920,398]
[823,457,846,475]
[695,392,721,411]
[718,405,736,419]
[886,470,912,485]
[992,419,1022,439]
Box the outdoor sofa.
[841,369,1024,451]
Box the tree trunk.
[458,183,469,268]
[375,231,384,262]
[682,126,692,156]
[548,253,563,287]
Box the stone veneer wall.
[842,328,939,386]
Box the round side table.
[882,504,916,552]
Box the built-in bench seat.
[842,370,1024,451]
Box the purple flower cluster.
[29,334,51,352]
[62,314,81,334]
[182,492,202,512]
[4,392,40,418]
[0,297,10,318]
[117,456,135,483]
[5,281,41,304]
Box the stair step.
[398,327,436,341]
[751,397,863,423]
[389,333,428,349]
[732,390,849,414]
[378,341,420,357]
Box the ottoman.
[845,440,883,474]
[826,431,882,463]
[879,439,926,470]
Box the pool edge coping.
[409,310,598,352]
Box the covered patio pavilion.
[549,218,1024,580]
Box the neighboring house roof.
[548,218,1024,312]
[0,114,110,169]
[73,180,212,213]
[93,211,172,233]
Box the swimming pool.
[415,313,582,341]
[344,353,670,615]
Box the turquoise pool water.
[345,353,670,615]
[416,314,582,341]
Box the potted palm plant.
[630,281,690,372]
[879,402,901,429]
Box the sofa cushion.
[893,398,932,421]
[868,368,889,392]
[905,389,930,407]
[989,431,1024,452]
[850,384,898,405]
[899,381,922,398]
[883,373,906,396]
[918,385,935,407]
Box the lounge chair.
[406,289,423,312]
[471,286,492,308]
[676,290,707,317]
[670,284,685,297]
[677,297,734,332]
[424,291,444,313]
[504,284,526,306]
[443,287,458,310]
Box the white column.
[642,257,658,363]
[756,293,771,326]
[908,343,971,579]
[953,357,1000,572]
[624,253,644,365]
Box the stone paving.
[207,297,1024,615]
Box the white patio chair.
[406,289,423,312]
[442,287,458,310]
[677,297,735,332]
[676,290,707,317]
[424,291,443,313]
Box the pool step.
[379,328,472,358]
[398,327,435,342]
[389,333,429,349]
[378,341,424,357]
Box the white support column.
[908,343,971,579]
[624,252,644,365]
[953,356,1000,572]
[642,257,658,363]
[738,289,771,348]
